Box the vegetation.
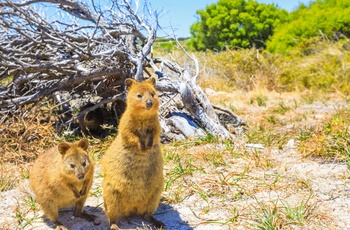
[2,39,350,229]
[1,0,350,228]
[185,41,350,94]
[189,0,288,50]
[299,109,350,159]
[267,0,350,53]
[189,0,350,54]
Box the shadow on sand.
[41,202,192,230]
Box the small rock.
[286,139,295,149]
[245,143,264,149]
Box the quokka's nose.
[78,173,85,180]
[146,100,153,109]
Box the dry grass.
[299,109,350,159]
[0,105,59,163]
[1,43,350,228]
[154,39,350,94]
[0,89,348,228]
[159,89,348,228]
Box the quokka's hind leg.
[143,187,163,228]
[143,214,165,229]
[40,200,67,229]
[41,201,58,221]
[110,222,121,230]
[74,198,100,225]
[103,181,122,229]
[55,223,68,230]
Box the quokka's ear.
[147,76,156,86]
[58,142,71,156]
[125,78,137,91]
[77,139,89,150]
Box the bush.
[189,0,288,51]
[267,0,350,53]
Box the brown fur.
[29,139,96,230]
[78,103,104,135]
[101,77,164,229]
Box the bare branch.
[0,0,246,140]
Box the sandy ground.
[1,94,350,230]
[0,169,197,230]
[2,147,350,230]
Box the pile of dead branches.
[0,0,246,141]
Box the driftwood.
[0,0,246,141]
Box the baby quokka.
[30,139,98,230]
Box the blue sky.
[150,0,312,38]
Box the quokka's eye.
[137,94,142,98]
[82,161,86,167]
[70,164,75,168]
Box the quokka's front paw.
[145,133,154,148]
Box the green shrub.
[189,0,288,51]
[267,0,350,53]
